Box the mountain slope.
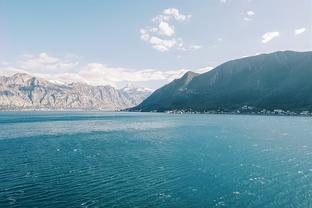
[132,71,199,112]
[0,73,151,110]
[120,83,154,106]
[133,51,312,112]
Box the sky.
[0,0,311,89]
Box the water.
[0,112,312,208]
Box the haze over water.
[1,112,312,208]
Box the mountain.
[120,83,154,105]
[0,73,152,111]
[132,51,312,113]
[130,71,199,112]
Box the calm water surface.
[0,112,312,208]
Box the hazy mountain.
[120,83,154,106]
[0,73,152,111]
[132,51,312,112]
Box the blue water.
[1,112,312,208]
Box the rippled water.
[1,112,312,208]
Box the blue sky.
[0,0,311,88]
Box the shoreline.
[0,109,311,118]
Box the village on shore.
[163,105,312,117]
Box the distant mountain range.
[132,51,312,113]
[2,51,312,113]
[0,73,152,111]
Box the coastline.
[1,108,311,118]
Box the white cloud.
[152,15,169,23]
[1,53,217,89]
[247,11,255,16]
[158,21,175,36]
[78,63,189,86]
[141,8,197,52]
[140,29,179,52]
[140,29,150,41]
[195,66,214,74]
[294,28,306,35]
[18,53,78,74]
[261,31,280,43]
[244,11,255,21]
[163,8,191,22]
[0,52,201,89]
[189,45,202,50]
[150,36,177,52]
[152,8,191,23]
[220,0,227,3]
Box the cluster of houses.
[165,105,312,116]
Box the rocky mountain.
[132,51,312,113]
[0,73,152,111]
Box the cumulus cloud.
[152,8,191,23]
[158,21,175,36]
[261,31,280,43]
[294,28,306,35]
[0,52,209,89]
[150,36,178,52]
[162,8,191,22]
[140,29,180,52]
[140,8,200,52]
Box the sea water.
[0,112,312,207]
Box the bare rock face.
[0,73,152,111]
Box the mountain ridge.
[132,51,312,113]
[0,73,152,111]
